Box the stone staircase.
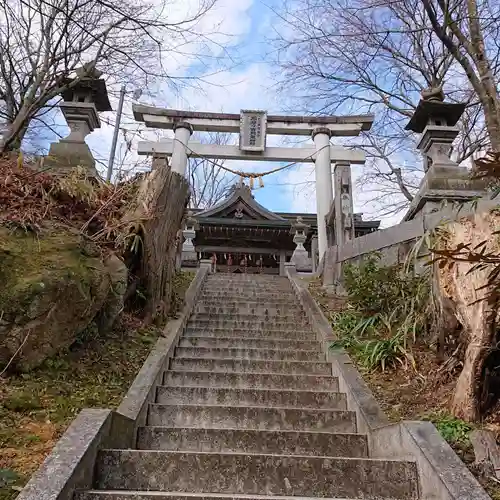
[76,274,420,500]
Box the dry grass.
[0,155,140,249]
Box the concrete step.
[203,277,291,286]
[205,283,291,287]
[189,312,308,322]
[169,358,332,375]
[201,288,294,295]
[77,492,400,500]
[202,283,293,290]
[137,427,368,457]
[94,450,419,499]
[187,318,310,329]
[174,347,325,362]
[147,404,357,432]
[201,278,292,285]
[194,305,303,315]
[156,386,347,410]
[163,371,339,391]
[178,337,321,351]
[198,298,297,307]
[206,275,289,280]
[199,292,296,300]
[183,328,314,340]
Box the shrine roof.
[196,217,291,229]
[191,185,381,230]
[195,185,287,222]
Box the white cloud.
[176,62,276,112]
[83,0,414,226]
[148,0,254,77]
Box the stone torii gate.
[133,105,374,260]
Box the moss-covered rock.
[0,225,114,371]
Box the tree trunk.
[450,301,497,421]
[466,0,500,151]
[431,261,459,362]
[421,0,500,151]
[481,98,500,152]
[436,211,500,422]
[126,157,190,324]
[0,107,31,153]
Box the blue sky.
[82,0,324,215]
[165,0,324,215]
[34,0,401,224]
[235,0,318,214]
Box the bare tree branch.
[187,131,237,208]
[0,0,221,152]
[271,0,499,215]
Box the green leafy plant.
[3,392,42,413]
[330,331,362,354]
[329,253,430,372]
[0,468,20,488]
[329,310,360,337]
[343,253,429,319]
[425,411,473,445]
[331,326,414,372]
[361,331,415,371]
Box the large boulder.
[96,253,128,334]
[0,225,126,371]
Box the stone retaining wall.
[323,194,500,287]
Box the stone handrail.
[324,194,500,286]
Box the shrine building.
[181,183,380,275]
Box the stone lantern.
[404,86,486,220]
[181,211,199,263]
[290,216,312,271]
[45,64,112,177]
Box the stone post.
[171,122,193,175]
[312,127,333,260]
[181,212,199,264]
[279,250,286,276]
[290,216,312,272]
[174,229,183,271]
[200,259,213,273]
[311,234,319,273]
[284,262,297,278]
[333,162,355,246]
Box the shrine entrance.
[186,183,307,275]
[133,106,374,267]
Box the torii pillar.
[312,127,333,260]
[171,122,193,175]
